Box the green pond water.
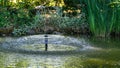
[0,35,120,68]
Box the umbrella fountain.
[0,34,98,55]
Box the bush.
[0,7,12,28]
[0,6,89,36]
[47,12,88,34]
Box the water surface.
[0,35,120,68]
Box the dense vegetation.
[83,0,120,37]
[0,0,119,37]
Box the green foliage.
[33,12,45,28]
[13,27,27,36]
[64,0,80,7]
[111,0,120,34]
[37,12,87,34]
[0,0,64,8]
[53,14,87,31]
[0,6,34,36]
[15,9,32,25]
[0,7,12,27]
[84,0,120,37]
[0,0,10,6]
[12,11,45,36]
[0,0,119,37]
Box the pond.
[0,35,120,68]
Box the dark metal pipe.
[45,34,48,51]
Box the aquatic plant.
[84,0,120,37]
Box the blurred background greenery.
[0,0,119,37]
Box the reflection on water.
[0,52,69,68]
[0,35,120,68]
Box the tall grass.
[111,1,120,35]
[84,0,120,37]
[0,0,9,6]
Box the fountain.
[0,34,100,55]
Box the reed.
[84,0,120,37]
[0,0,10,6]
[111,1,120,35]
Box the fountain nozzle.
[45,34,48,51]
